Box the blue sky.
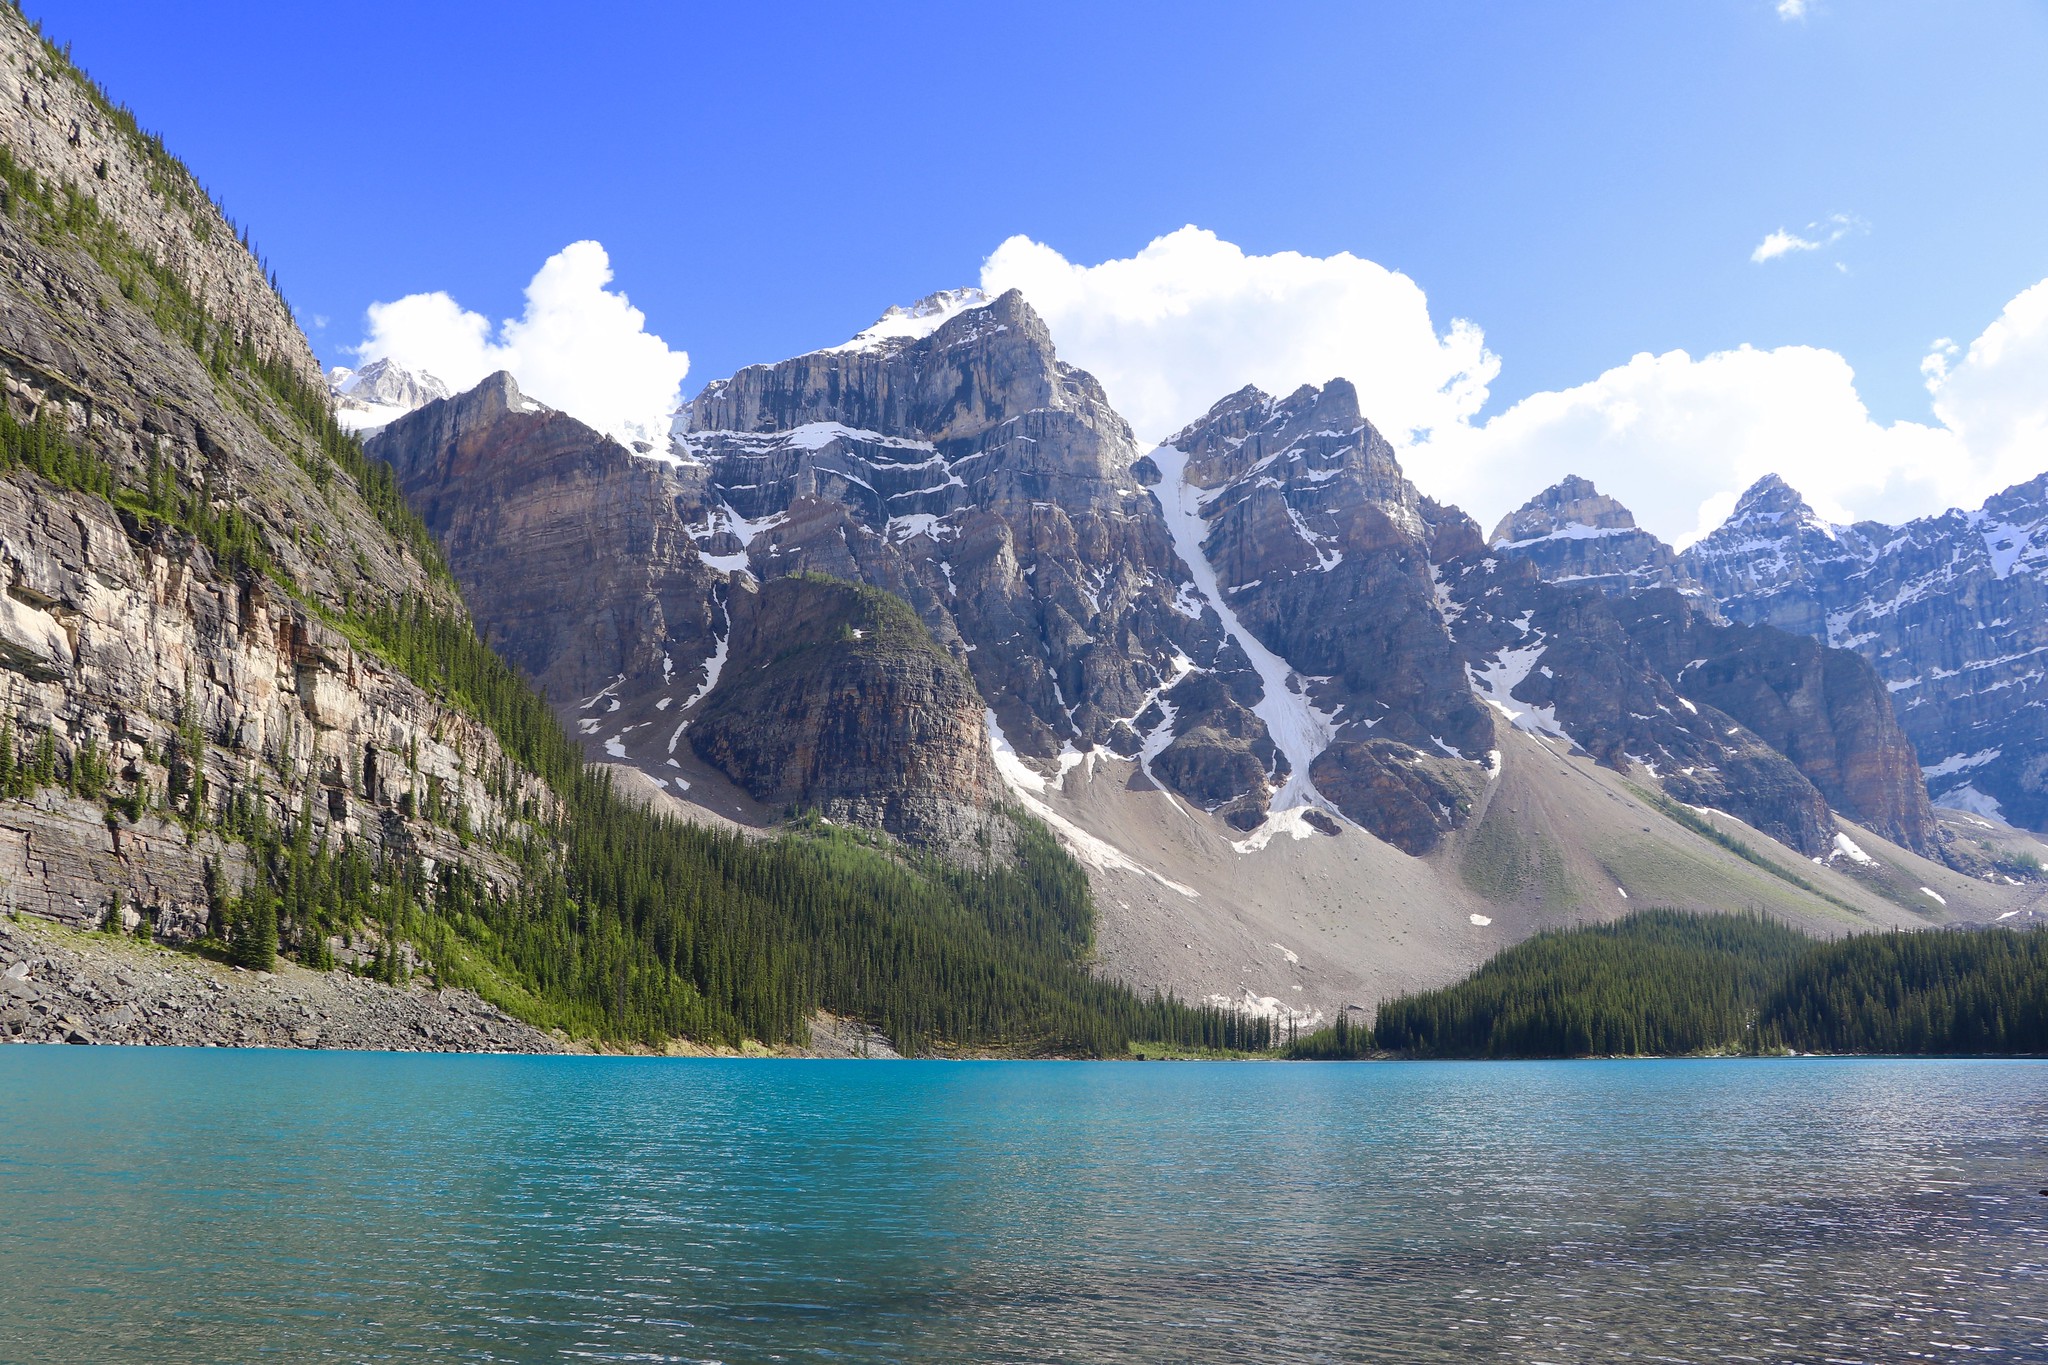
[33,1,2048,539]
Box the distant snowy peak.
[329,358,451,434]
[830,287,989,354]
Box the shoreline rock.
[0,913,562,1053]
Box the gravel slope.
[0,916,562,1052]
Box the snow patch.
[1467,640,1569,741]
[1151,444,1340,842]
[1831,832,1875,865]
[985,708,1197,897]
[830,288,989,354]
[1922,748,2001,780]
[1933,783,2005,821]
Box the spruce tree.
[231,874,277,971]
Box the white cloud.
[1776,0,1808,21]
[354,241,688,451]
[1409,277,2048,545]
[1924,278,2048,487]
[979,226,1498,444]
[972,226,2048,547]
[1410,345,1957,545]
[1750,213,1861,263]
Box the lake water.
[1,1053,2042,1363]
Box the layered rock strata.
[0,13,550,941]
[687,574,1005,848]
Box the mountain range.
[357,285,2048,1026]
[0,0,2039,1053]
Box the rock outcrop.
[1681,474,2048,831]
[688,574,1005,848]
[1162,382,1495,851]
[1438,553,1838,855]
[1609,590,1938,854]
[0,12,317,386]
[367,372,721,710]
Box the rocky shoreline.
[0,913,919,1057]
[0,915,563,1052]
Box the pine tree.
[230,874,277,971]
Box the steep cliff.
[0,10,545,940]
[1609,590,1939,854]
[1160,381,1495,851]
[366,372,720,710]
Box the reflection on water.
[2,1053,2042,1362]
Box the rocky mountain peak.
[832,286,990,355]
[684,287,1108,453]
[1714,474,1855,545]
[1487,476,1699,602]
[1490,475,1638,545]
[1170,378,1419,535]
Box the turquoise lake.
[1,1053,2043,1363]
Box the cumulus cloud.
[1776,0,1808,21]
[973,226,2048,546]
[1410,345,1956,545]
[1408,276,2048,545]
[353,241,688,450]
[1750,213,1862,263]
[979,226,1498,444]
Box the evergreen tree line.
[1291,909,2048,1059]
[336,593,1270,1054]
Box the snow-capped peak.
[329,357,452,434]
[830,287,988,354]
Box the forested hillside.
[1304,911,2048,1059]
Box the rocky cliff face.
[688,574,1004,847]
[1608,590,1938,854]
[376,284,1973,881]
[0,14,546,941]
[1436,553,1838,855]
[1489,476,1701,599]
[1159,382,1495,850]
[367,373,721,710]
[1470,478,1941,854]
[682,286,1209,769]
[1680,474,2048,831]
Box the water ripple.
[1,1054,2043,1362]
